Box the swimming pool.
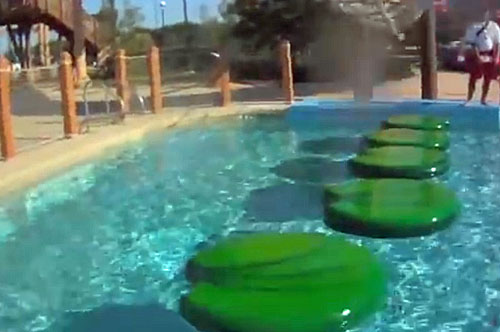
[1,100,500,331]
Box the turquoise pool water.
[1,108,500,331]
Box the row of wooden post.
[0,42,296,161]
[0,57,14,160]
[0,46,165,161]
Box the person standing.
[459,11,500,105]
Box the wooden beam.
[420,8,438,100]
[73,0,87,83]
[280,40,294,104]
[115,49,130,114]
[59,52,79,137]
[0,57,15,160]
[147,46,163,113]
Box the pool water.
[1,111,500,331]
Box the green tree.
[118,0,145,33]
[95,1,118,47]
[115,0,150,55]
[119,31,154,56]
[223,0,335,54]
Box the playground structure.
[0,0,101,76]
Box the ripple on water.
[0,117,500,331]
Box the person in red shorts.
[459,12,500,105]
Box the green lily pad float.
[350,146,449,178]
[187,233,326,280]
[385,114,450,130]
[183,234,387,332]
[324,179,460,238]
[367,128,450,150]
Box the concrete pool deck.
[3,70,498,197]
[0,103,287,197]
[10,71,497,151]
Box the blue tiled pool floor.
[0,103,500,331]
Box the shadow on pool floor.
[271,157,352,184]
[299,136,366,156]
[244,183,324,223]
[46,304,198,332]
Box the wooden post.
[220,64,231,107]
[280,40,294,104]
[147,46,162,113]
[115,49,130,114]
[0,57,15,160]
[59,52,79,137]
[420,8,438,99]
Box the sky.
[0,0,221,54]
[0,0,452,55]
[84,0,222,27]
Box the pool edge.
[0,104,287,198]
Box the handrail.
[81,79,125,133]
[129,83,148,114]
[81,79,150,133]
[83,79,124,117]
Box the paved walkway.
[2,69,498,195]
[7,70,497,153]
[317,71,500,104]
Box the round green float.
[350,146,449,178]
[182,233,387,332]
[186,233,326,281]
[324,179,460,238]
[366,128,450,150]
[385,114,450,131]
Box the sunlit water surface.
[0,114,499,332]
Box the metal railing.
[129,83,148,114]
[81,79,125,134]
[81,79,150,134]
[124,54,150,114]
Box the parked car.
[439,40,466,71]
[11,62,21,72]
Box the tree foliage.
[222,0,337,53]
[94,4,118,47]
[115,0,151,55]
[221,0,421,54]
[118,0,145,34]
[119,31,154,56]
[151,21,231,49]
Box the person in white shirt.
[459,11,500,105]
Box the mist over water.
[299,1,424,101]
